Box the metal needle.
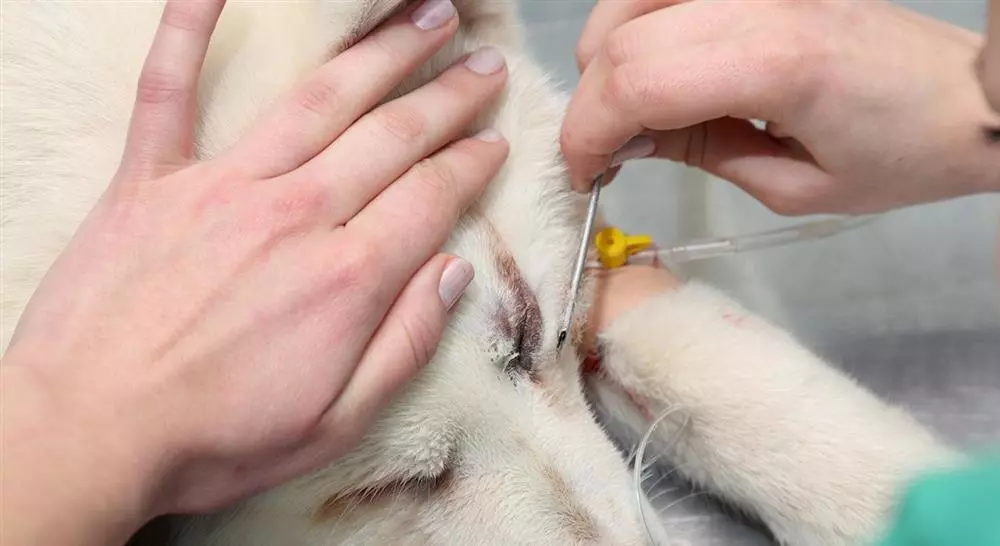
[557,172,604,352]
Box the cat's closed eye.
[507,305,542,376]
[502,351,528,376]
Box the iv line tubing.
[587,216,874,269]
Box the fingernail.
[472,128,504,142]
[411,0,456,30]
[610,135,655,167]
[465,46,505,75]
[439,257,474,311]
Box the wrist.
[1,353,162,546]
[954,134,1000,198]
[944,92,1000,197]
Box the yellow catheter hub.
[594,227,652,269]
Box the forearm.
[1,359,157,546]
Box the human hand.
[2,0,507,538]
[583,265,681,352]
[561,0,1000,215]
[980,0,1000,115]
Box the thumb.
[614,118,837,216]
[318,254,473,444]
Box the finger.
[320,253,472,446]
[343,130,508,294]
[644,118,836,215]
[225,0,460,178]
[983,0,1000,114]
[581,0,758,73]
[295,46,507,224]
[576,0,684,72]
[561,40,810,191]
[119,0,225,179]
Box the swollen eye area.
[494,299,542,379]
[505,307,540,378]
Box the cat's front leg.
[589,280,960,545]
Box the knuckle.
[603,27,639,67]
[770,39,809,81]
[160,3,205,32]
[558,122,603,181]
[434,69,475,98]
[449,136,488,159]
[558,125,574,152]
[410,158,457,201]
[771,33,825,107]
[402,204,450,247]
[602,65,646,111]
[365,32,400,66]
[135,69,188,105]
[559,122,589,157]
[373,104,427,143]
[328,242,377,291]
[393,195,455,252]
[268,180,329,226]
[416,202,452,238]
[295,77,343,116]
[452,139,502,188]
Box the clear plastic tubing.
[587,215,874,269]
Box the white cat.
[1,1,959,544]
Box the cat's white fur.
[1,1,959,545]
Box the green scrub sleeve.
[878,452,1000,546]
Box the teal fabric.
[878,453,1000,546]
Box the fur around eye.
[499,307,537,377]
